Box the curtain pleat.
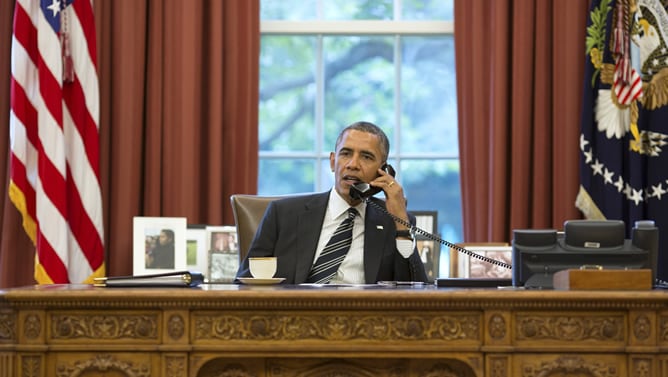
[455,0,586,242]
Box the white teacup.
[249,257,277,279]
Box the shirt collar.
[329,189,365,220]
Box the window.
[259,0,459,277]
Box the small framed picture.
[206,226,239,283]
[186,225,209,279]
[133,217,187,275]
[410,211,439,281]
[417,239,440,282]
[451,244,512,279]
[411,211,438,240]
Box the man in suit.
[236,121,428,284]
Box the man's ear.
[329,152,335,171]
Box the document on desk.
[94,270,204,287]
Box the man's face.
[159,231,171,245]
[330,129,385,204]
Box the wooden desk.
[1,284,667,377]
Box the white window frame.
[259,19,455,191]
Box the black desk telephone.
[348,166,666,289]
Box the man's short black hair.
[335,121,390,161]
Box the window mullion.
[315,35,325,191]
[393,35,401,170]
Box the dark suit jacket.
[236,191,428,284]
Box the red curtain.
[1,0,595,286]
[455,0,587,242]
[0,0,259,287]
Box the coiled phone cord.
[364,198,512,270]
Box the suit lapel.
[294,192,329,283]
[363,200,392,283]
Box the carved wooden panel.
[19,311,44,344]
[484,311,510,347]
[629,311,656,347]
[3,286,668,377]
[162,353,187,377]
[49,311,159,344]
[0,311,16,343]
[161,309,189,346]
[192,311,480,347]
[660,312,668,345]
[18,354,42,377]
[515,312,625,346]
[50,353,155,377]
[486,355,510,377]
[194,357,480,377]
[629,355,655,377]
[512,354,625,377]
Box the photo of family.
[206,226,239,283]
[133,217,187,275]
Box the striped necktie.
[306,207,358,284]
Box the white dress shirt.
[311,190,412,284]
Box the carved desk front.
[1,284,667,377]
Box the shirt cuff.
[396,239,413,259]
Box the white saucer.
[238,277,285,285]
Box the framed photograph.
[411,211,438,240]
[417,239,440,282]
[450,244,512,279]
[410,211,439,281]
[206,226,239,283]
[186,225,209,279]
[133,217,187,275]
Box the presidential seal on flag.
[577,0,668,282]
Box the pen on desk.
[377,281,425,287]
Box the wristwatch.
[395,229,414,240]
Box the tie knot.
[347,207,358,220]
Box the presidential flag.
[576,0,668,282]
[9,0,105,283]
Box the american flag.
[9,0,105,284]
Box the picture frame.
[417,239,440,282]
[411,211,438,240]
[206,226,239,283]
[410,211,439,281]
[450,244,512,279]
[133,216,187,275]
[186,225,209,280]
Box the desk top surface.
[2,283,668,311]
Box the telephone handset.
[349,163,396,200]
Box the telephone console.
[512,220,659,289]
[350,170,659,290]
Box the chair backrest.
[230,194,282,261]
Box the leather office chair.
[230,194,281,262]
